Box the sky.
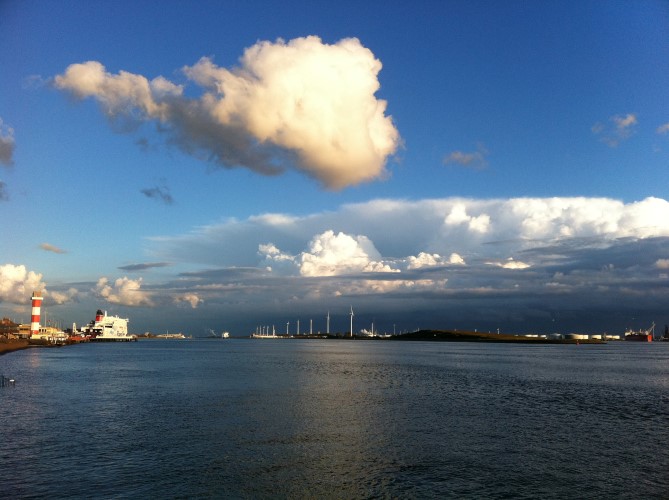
[1,0,669,337]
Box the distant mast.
[350,306,354,338]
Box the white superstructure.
[82,309,136,342]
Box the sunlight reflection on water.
[1,340,668,498]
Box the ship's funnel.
[95,309,104,322]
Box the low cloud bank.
[3,196,668,333]
[149,196,669,271]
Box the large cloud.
[54,36,400,189]
[0,264,46,304]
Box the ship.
[155,332,187,339]
[624,322,655,342]
[207,329,229,338]
[81,310,137,342]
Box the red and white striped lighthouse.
[30,291,43,336]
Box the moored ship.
[624,322,654,342]
[82,309,137,342]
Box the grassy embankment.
[0,339,31,355]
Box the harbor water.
[2,339,669,498]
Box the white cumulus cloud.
[407,252,465,269]
[259,230,403,277]
[444,203,491,234]
[0,264,46,304]
[301,230,391,276]
[94,276,153,307]
[54,36,400,190]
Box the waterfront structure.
[30,291,43,337]
[251,325,280,338]
[30,325,69,344]
[0,318,20,338]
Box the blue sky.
[1,0,669,336]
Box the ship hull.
[90,335,137,342]
[625,334,653,342]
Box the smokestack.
[30,291,43,336]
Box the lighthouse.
[30,291,43,336]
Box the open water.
[1,339,669,499]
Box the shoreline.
[0,330,617,353]
[387,329,607,343]
[0,339,31,356]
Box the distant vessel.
[208,329,230,339]
[624,322,654,342]
[155,332,187,339]
[82,310,137,342]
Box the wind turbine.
[350,306,354,338]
